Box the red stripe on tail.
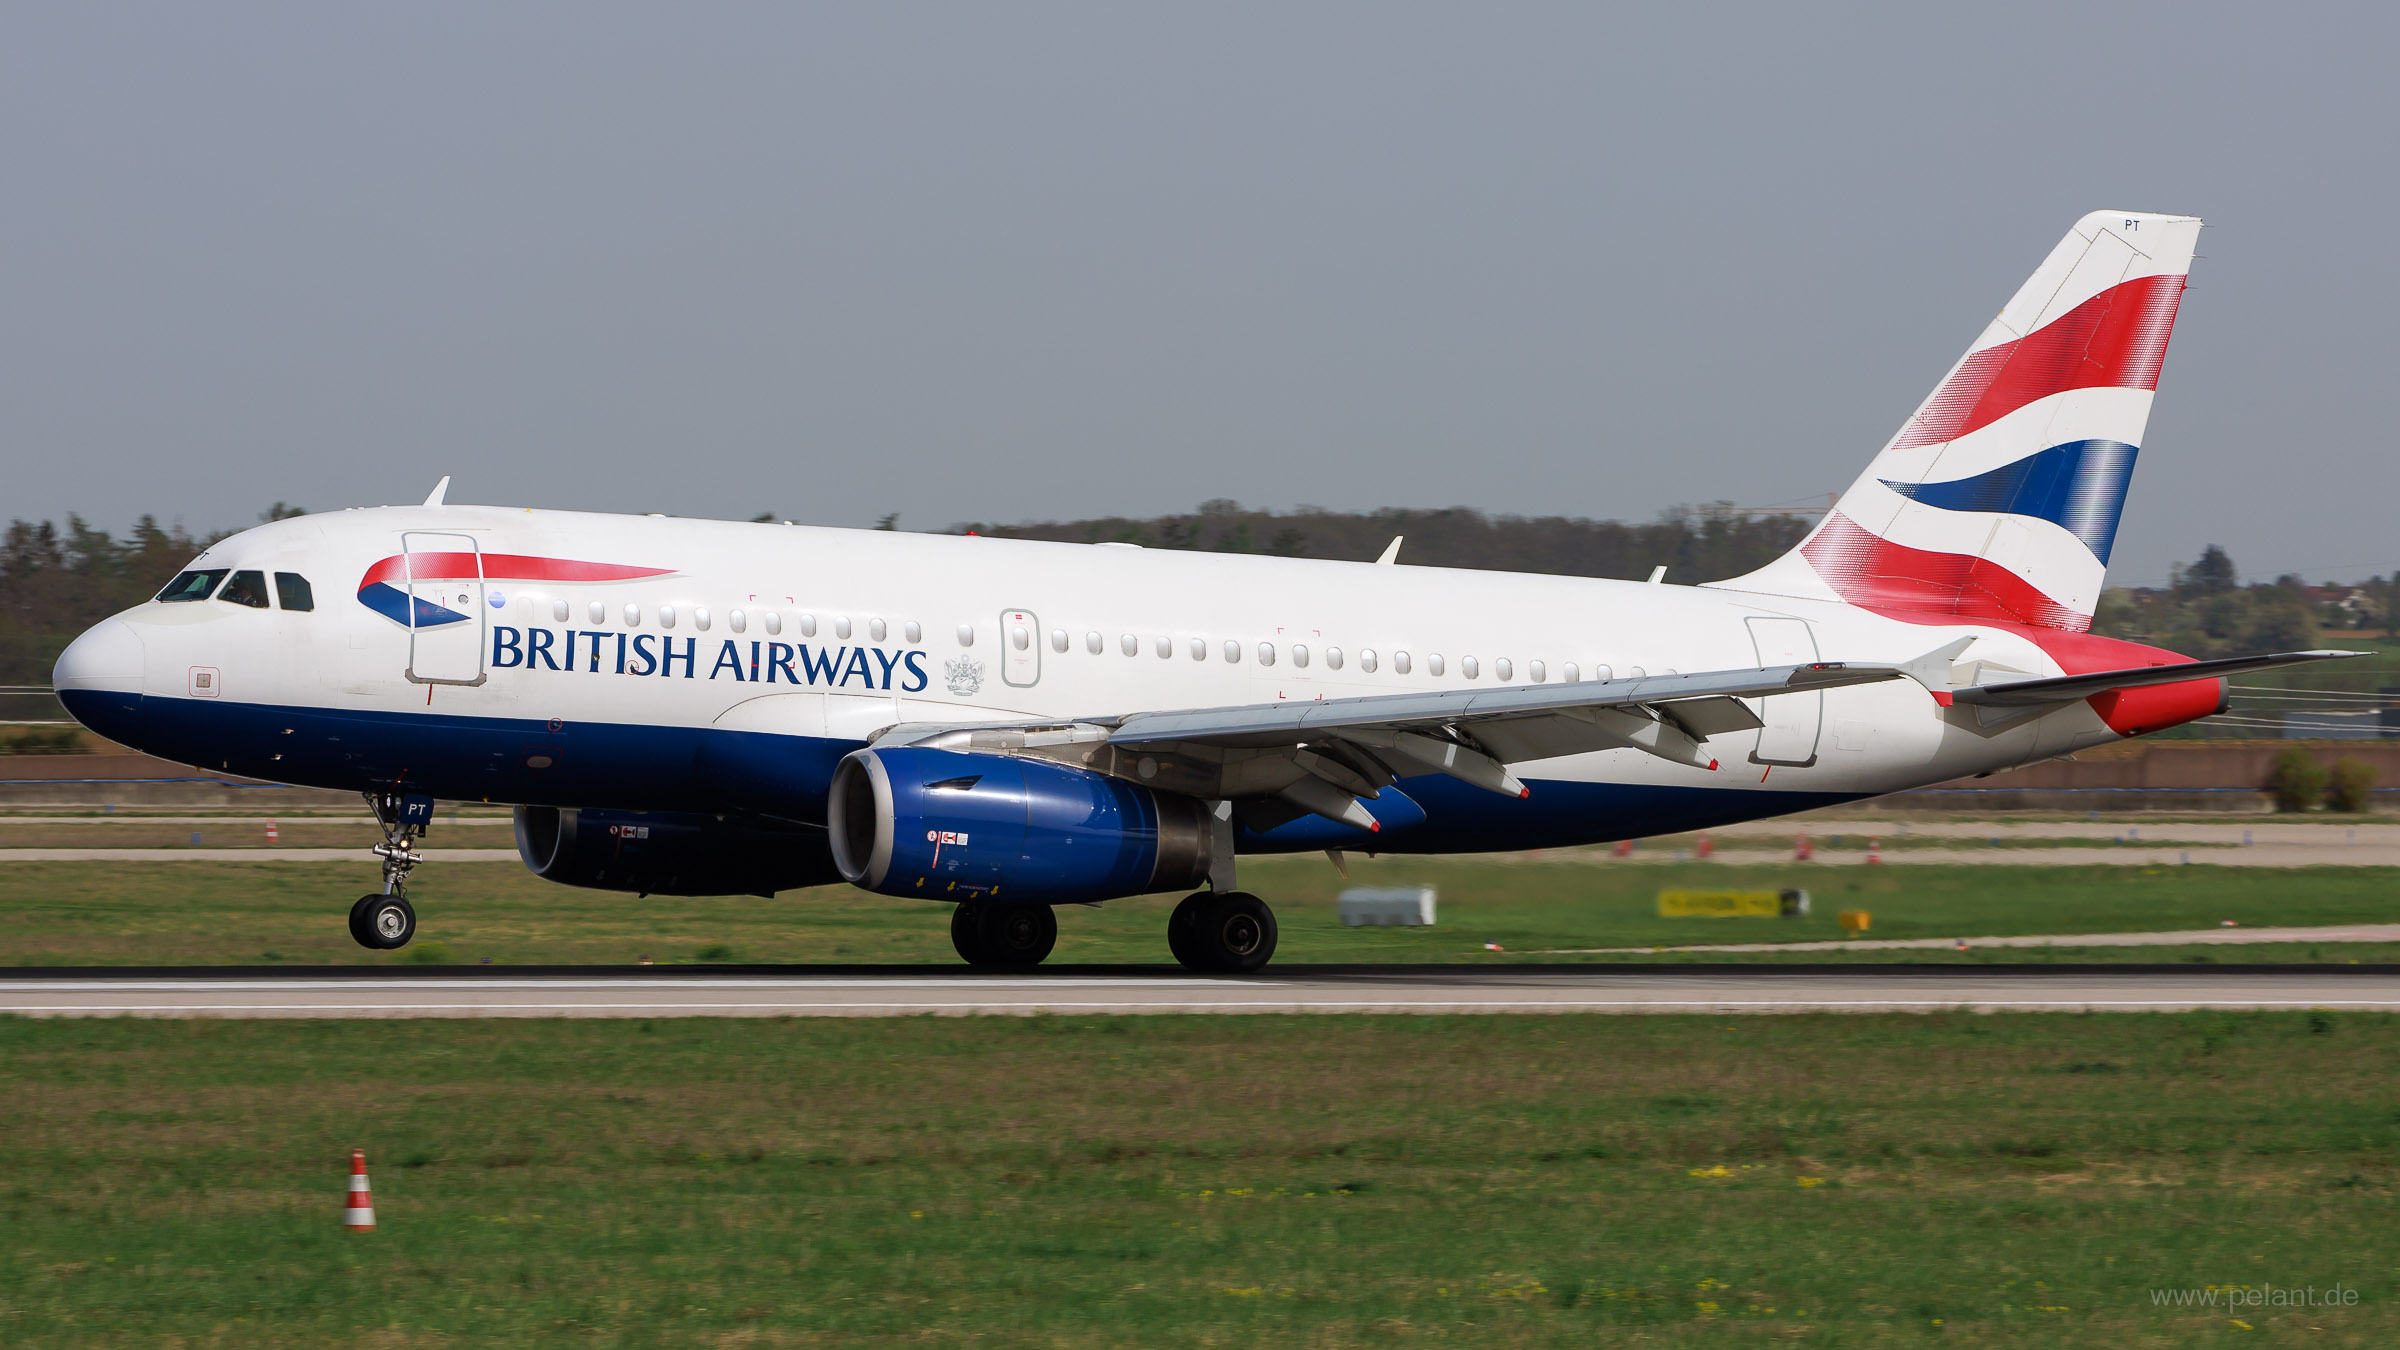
[1891,273,2184,451]
[1800,513,2090,631]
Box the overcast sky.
[4,3,2392,585]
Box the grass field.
[4,1013,2396,1346]
[2,857,2398,966]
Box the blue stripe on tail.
[1880,439,2138,563]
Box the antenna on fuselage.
[422,476,451,507]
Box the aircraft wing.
[871,651,1952,834]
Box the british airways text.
[490,626,930,692]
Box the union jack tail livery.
[1724,210,2202,632]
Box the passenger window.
[1292,644,1310,668]
[158,569,226,603]
[1258,642,1277,667]
[552,598,570,622]
[1593,664,1612,681]
[764,612,782,636]
[1325,647,1343,670]
[1427,653,1444,676]
[1360,648,1378,673]
[1051,629,1068,653]
[729,609,746,634]
[1121,634,1138,657]
[800,614,818,637]
[1563,662,1579,682]
[1155,636,1172,659]
[588,601,607,626]
[834,616,851,639]
[1494,657,1511,682]
[1223,639,1242,664]
[869,618,886,642]
[273,572,315,611]
[1461,655,1478,679]
[1190,638,1206,661]
[624,604,642,627]
[694,607,712,632]
[1087,631,1104,655]
[905,620,921,644]
[957,624,975,646]
[217,570,271,609]
[659,605,677,629]
[1394,650,1411,675]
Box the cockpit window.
[274,572,315,612]
[217,570,271,609]
[156,569,229,603]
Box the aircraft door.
[1745,615,1821,766]
[401,531,487,686]
[999,609,1040,688]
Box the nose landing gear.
[352,791,434,950]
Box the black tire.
[949,901,987,964]
[349,893,416,950]
[974,903,1057,967]
[1178,891,1277,974]
[1166,891,1212,969]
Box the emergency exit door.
[1746,615,1820,766]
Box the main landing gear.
[1168,891,1278,974]
[351,791,430,950]
[946,892,1281,972]
[951,901,1058,967]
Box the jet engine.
[828,746,1212,903]
[514,806,842,897]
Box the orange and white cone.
[265,820,279,844]
[1866,837,1882,865]
[344,1148,376,1231]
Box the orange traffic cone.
[1611,839,1634,858]
[1696,833,1713,860]
[1866,837,1882,865]
[344,1148,376,1231]
[1794,833,1813,861]
[265,820,279,844]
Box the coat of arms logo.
[944,656,984,697]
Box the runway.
[6,965,2398,1018]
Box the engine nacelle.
[514,806,842,897]
[828,747,1212,903]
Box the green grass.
[3,858,2399,966]
[3,1013,2396,1346]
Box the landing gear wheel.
[951,901,1057,968]
[349,893,416,950]
[1166,892,1210,969]
[1171,891,1277,973]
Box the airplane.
[51,209,2358,972]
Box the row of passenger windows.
[994,624,1656,682]
[549,598,1660,685]
[544,598,922,646]
[156,569,316,612]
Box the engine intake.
[515,806,841,897]
[828,747,1211,903]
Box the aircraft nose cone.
[53,618,149,746]
[54,618,146,691]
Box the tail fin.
[1716,210,2201,631]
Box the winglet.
[1375,536,1403,566]
[423,476,452,507]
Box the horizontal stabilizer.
[1953,650,2366,707]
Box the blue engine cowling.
[827,747,1212,903]
[515,806,842,897]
